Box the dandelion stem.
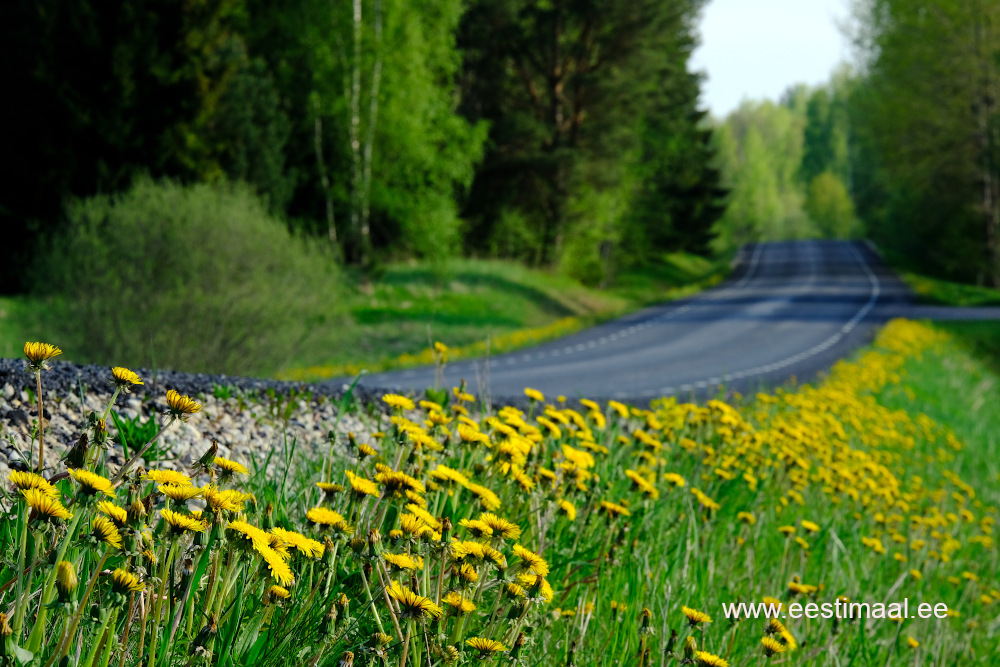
[101,387,122,423]
[361,567,387,636]
[11,509,30,638]
[118,592,137,667]
[80,607,114,667]
[35,372,44,471]
[398,620,413,667]
[375,561,404,640]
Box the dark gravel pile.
[0,358,541,411]
[0,358,364,401]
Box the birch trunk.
[349,0,363,263]
[360,0,382,264]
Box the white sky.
[690,0,853,117]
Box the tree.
[850,0,1000,284]
[712,100,816,254]
[457,0,721,270]
[805,171,859,238]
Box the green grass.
[0,295,52,359]
[898,270,1000,307]
[931,321,1000,375]
[3,319,997,666]
[289,254,725,373]
[878,321,1000,492]
[0,254,725,376]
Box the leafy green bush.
[36,178,343,376]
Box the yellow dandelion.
[306,506,347,528]
[387,581,442,619]
[111,568,145,594]
[161,508,206,534]
[166,389,201,418]
[599,500,631,517]
[682,606,713,626]
[801,520,820,533]
[159,484,203,503]
[383,552,419,571]
[24,342,61,369]
[478,513,522,540]
[524,388,545,402]
[258,544,295,586]
[399,514,432,538]
[144,469,192,486]
[56,561,78,596]
[737,511,756,525]
[8,471,58,497]
[625,469,660,499]
[512,544,549,576]
[404,504,442,530]
[382,394,415,411]
[316,482,344,496]
[694,650,729,667]
[111,367,143,390]
[459,519,494,539]
[442,591,477,613]
[85,515,121,550]
[203,486,252,513]
[345,470,380,498]
[557,499,577,521]
[430,465,471,487]
[375,470,426,496]
[272,528,325,558]
[778,525,796,536]
[467,483,501,511]
[214,456,249,477]
[663,472,686,487]
[68,468,115,498]
[458,563,479,583]
[269,585,291,600]
[97,501,128,526]
[466,637,508,656]
[761,636,786,657]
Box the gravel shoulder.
[0,359,374,480]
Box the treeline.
[711,71,861,256]
[716,0,1000,286]
[1,0,724,291]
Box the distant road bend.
[353,240,1000,402]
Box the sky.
[690,0,853,118]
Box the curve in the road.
[351,241,987,402]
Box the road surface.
[351,241,1000,402]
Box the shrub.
[36,178,343,376]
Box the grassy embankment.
[2,318,998,666]
[887,258,1000,375]
[0,252,727,380]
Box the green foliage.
[458,0,722,270]
[110,410,164,463]
[805,171,861,239]
[34,178,343,376]
[849,0,1000,285]
[934,321,1000,376]
[712,100,817,254]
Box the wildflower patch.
[0,319,996,665]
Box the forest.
[1,0,998,373]
[0,0,721,287]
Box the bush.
[36,178,343,376]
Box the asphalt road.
[354,240,1000,403]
